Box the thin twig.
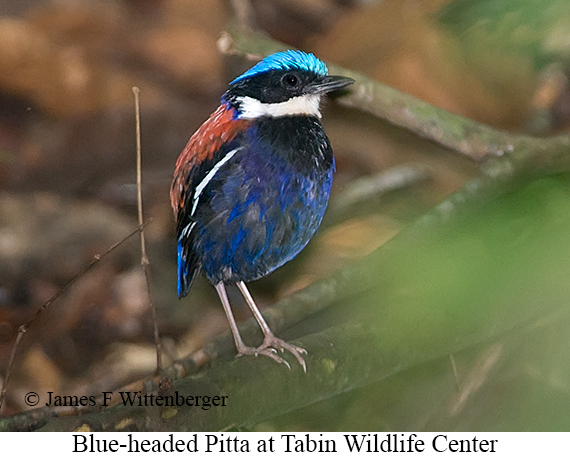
[132,86,163,372]
[0,225,145,413]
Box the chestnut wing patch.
[170,104,250,217]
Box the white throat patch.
[236,94,322,119]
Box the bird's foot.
[236,337,307,372]
[262,336,307,373]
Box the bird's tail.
[177,241,198,298]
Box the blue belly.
[191,130,333,284]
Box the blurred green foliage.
[438,0,570,67]
[265,175,570,431]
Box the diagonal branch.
[223,27,570,166]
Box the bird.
[170,50,354,371]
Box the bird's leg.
[214,283,293,368]
[236,281,307,372]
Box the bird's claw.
[261,336,307,373]
[237,345,291,369]
[236,337,307,372]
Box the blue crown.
[231,50,328,84]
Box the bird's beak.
[305,75,355,95]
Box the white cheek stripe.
[191,146,242,217]
[237,94,322,119]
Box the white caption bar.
[2,432,566,455]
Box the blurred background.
[1,0,570,430]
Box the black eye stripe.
[226,69,318,104]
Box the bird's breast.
[194,115,335,283]
[252,115,334,174]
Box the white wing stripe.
[191,146,242,216]
[179,221,196,240]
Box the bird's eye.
[283,74,298,87]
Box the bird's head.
[223,50,354,120]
